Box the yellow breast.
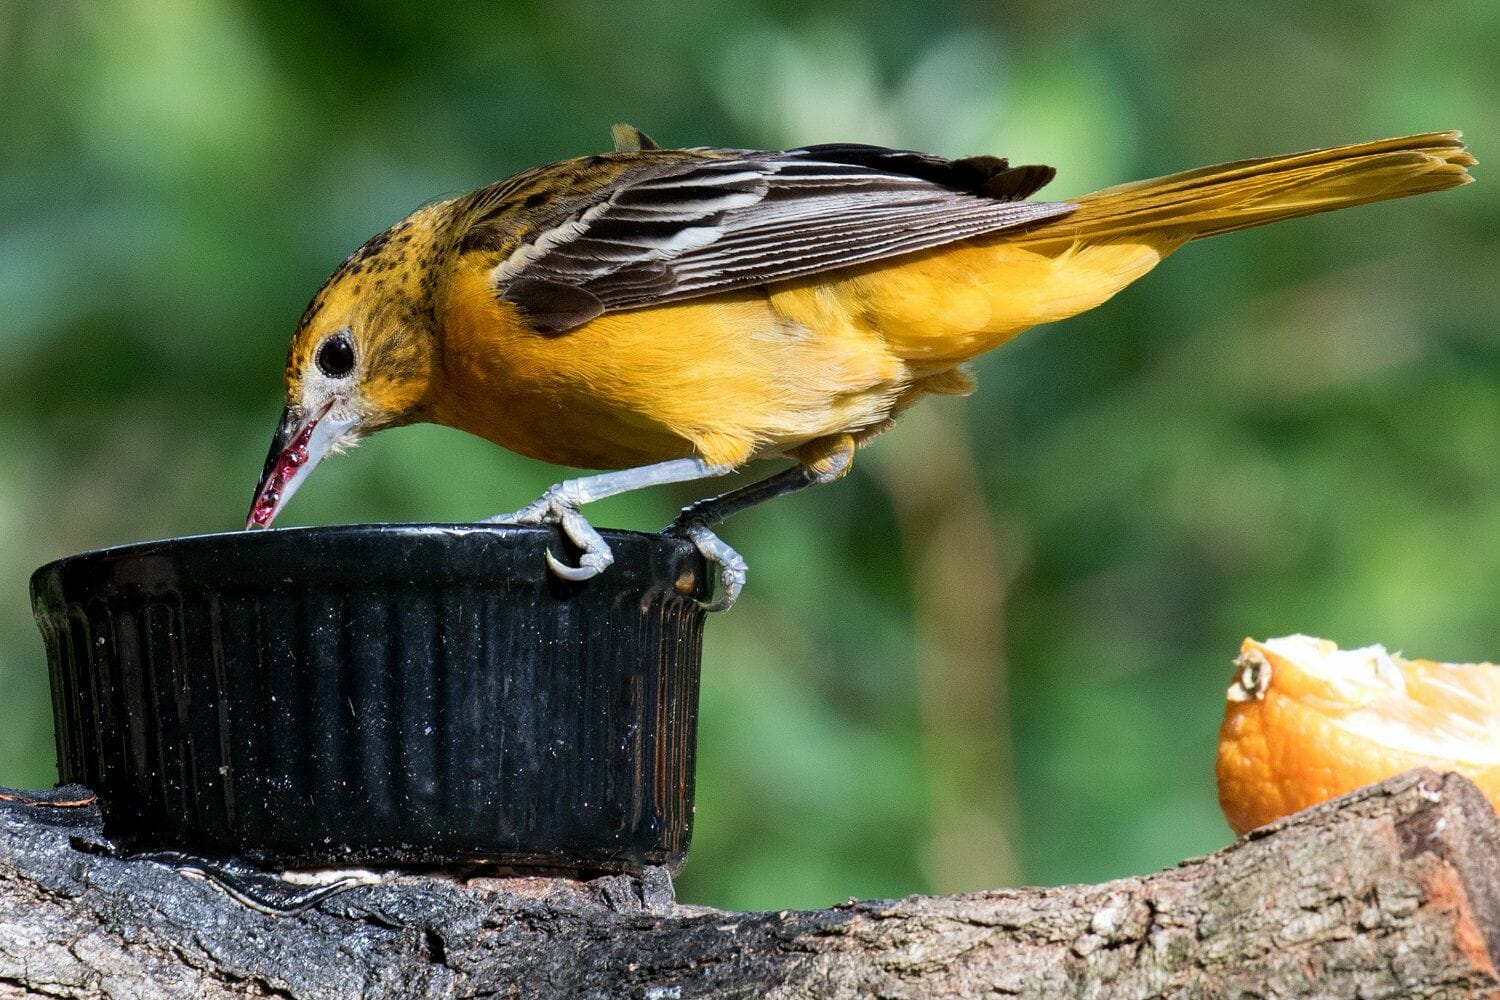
[432,263,917,470]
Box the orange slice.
[1216,634,1500,835]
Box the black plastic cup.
[30,524,708,874]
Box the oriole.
[249,125,1473,609]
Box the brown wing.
[473,143,1074,333]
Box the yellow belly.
[431,237,1169,470]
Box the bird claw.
[667,520,747,612]
[490,487,615,583]
[544,548,610,582]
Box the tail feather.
[827,131,1473,369]
[1018,131,1475,248]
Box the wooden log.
[0,768,1496,998]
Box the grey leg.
[489,458,735,581]
[666,462,840,611]
[672,465,819,530]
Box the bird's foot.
[666,519,747,612]
[487,485,615,582]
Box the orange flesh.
[1216,635,1500,836]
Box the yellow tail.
[834,132,1474,367]
[1019,131,1474,249]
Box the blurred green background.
[1,2,1496,910]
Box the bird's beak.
[246,403,357,529]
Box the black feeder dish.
[30,524,708,874]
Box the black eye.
[316,332,355,378]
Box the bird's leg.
[488,458,735,581]
[667,435,855,611]
[667,467,812,611]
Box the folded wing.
[479,144,1074,333]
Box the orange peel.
[1216,634,1500,835]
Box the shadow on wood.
[0,768,1496,998]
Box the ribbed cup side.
[32,525,707,873]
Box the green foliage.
[0,0,1495,909]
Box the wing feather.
[482,145,1073,332]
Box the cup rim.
[30,521,693,582]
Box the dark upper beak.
[246,401,358,529]
[258,406,298,485]
[247,406,301,529]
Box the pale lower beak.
[246,403,356,529]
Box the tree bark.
[0,768,1496,999]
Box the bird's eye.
[316,332,356,378]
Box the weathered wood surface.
[0,768,1496,998]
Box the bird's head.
[247,210,447,529]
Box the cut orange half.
[1216,634,1500,836]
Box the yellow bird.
[249,125,1474,609]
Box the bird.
[248,124,1474,610]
